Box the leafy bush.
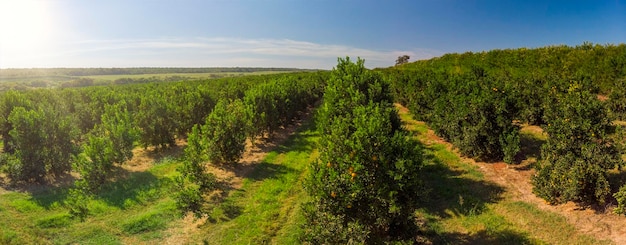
[301,202,369,244]
[77,135,122,190]
[175,124,217,216]
[5,106,78,182]
[607,79,626,120]
[136,92,178,149]
[532,83,623,205]
[613,184,626,215]
[72,101,140,192]
[180,125,216,189]
[98,102,138,164]
[303,58,425,243]
[428,77,520,163]
[65,186,91,221]
[203,99,248,164]
[174,177,204,216]
[0,90,32,153]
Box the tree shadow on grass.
[272,129,318,155]
[245,161,297,181]
[0,172,76,209]
[2,168,166,212]
[96,167,165,209]
[26,183,71,209]
[421,152,505,218]
[206,198,243,223]
[431,229,538,245]
[418,145,516,243]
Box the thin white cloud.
[2,37,442,69]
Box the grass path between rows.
[396,104,613,245]
[188,120,319,244]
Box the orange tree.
[202,99,248,165]
[0,90,32,153]
[174,124,217,216]
[303,58,425,243]
[4,105,78,183]
[532,83,623,205]
[428,76,520,163]
[244,74,324,140]
[136,90,178,149]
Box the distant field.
[82,71,293,82]
[0,67,314,90]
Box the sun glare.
[0,0,57,67]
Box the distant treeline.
[0,67,316,78]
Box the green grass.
[494,201,610,245]
[197,123,318,244]
[399,108,612,245]
[0,159,181,244]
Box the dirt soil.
[396,104,626,244]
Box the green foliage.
[0,229,22,245]
[170,85,216,137]
[74,103,138,192]
[429,83,520,163]
[181,125,216,189]
[136,91,178,149]
[0,90,32,153]
[607,79,626,120]
[532,83,623,205]
[9,199,44,213]
[74,138,113,192]
[98,102,139,164]
[204,99,248,164]
[175,124,217,216]
[244,75,323,140]
[174,176,204,216]
[385,43,626,164]
[5,106,78,183]
[65,186,91,221]
[300,204,369,244]
[613,184,626,215]
[316,57,394,135]
[304,58,424,243]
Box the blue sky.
[0,0,624,69]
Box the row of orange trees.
[0,76,250,183]
[176,74,325,215]
[0,72,326,218]
[302,58,425,243]
[385,43,626,207]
